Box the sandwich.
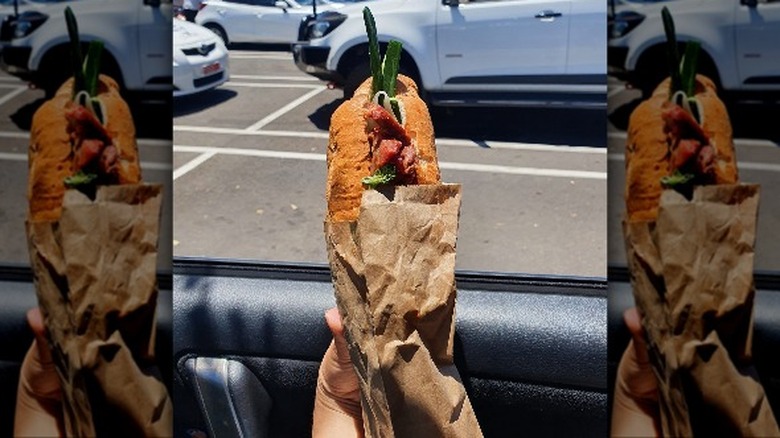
[28,73,141,222]
[624,11,737,221]
[326,10,439,223]
[621,8,778,436]
[24,8,170,436]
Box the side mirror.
[275,1,289,10]
[741,0,758,7]
[443,0,459,6]
[144,0,161,7]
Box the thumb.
[27,308,53,366]
[325,307,351,366]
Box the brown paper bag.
[325,184,483,438]
[26,184,172,437]
[624,183,779,437]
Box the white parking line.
[0,86,29,108]
[0,130,171,147]
[607,131,779,148]
[225,82,322,89]
[0,152,26,161]
[173,151,217,180]
[175,125,328,139]
[229,54,292,60]
[607,85,626,98]
[0,151,170,170]
[608,153,780,173]
[173,145,607,180]
[173,125,606,153]
[230,74,320,82]
[244,87,327,131]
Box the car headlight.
[12,11,48,39]
[610,11,644,39]
[306,12,346,40]
[173,49,187,68]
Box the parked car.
[608,0,780,99]
[0,0,78,26]
[173,18,229,97]
[195,0,348,45]
[293,0,606,108]
[0,0,172,97]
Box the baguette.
[326,74,440,223]
[28,74,141,223]
[625,74,738,222]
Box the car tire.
[204,23,229,46]
[39,46,124,98]
[343,62,371,99]
[635,45,721,99]
[343,61,422,101]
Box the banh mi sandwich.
[326,9,440,223]
[625,9,737,222]
[28,9,140,223]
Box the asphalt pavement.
[0,74,173,271]
[607,76,780,273]
[173,48,608,278]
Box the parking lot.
[0,73,173,270]
[607,76,780,272]
[173,48,608,278]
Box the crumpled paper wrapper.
[26,184,172,437]
[325,184,483,438]
[624,183,779,437]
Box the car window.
[0,10,173,271]
[172,6,608,279]
[607,2,780,274]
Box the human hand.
[611,307,660,437]
[312,307,363,438]
[14,307,64,437]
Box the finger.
[325,307,351,364]
[624,307,650,366]
[26,308,53,366]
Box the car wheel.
[204,23,229,46]
[39,46,124,98]
[343,61,422,100]
[343,62,370,99]
[635,45,721,99]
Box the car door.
[216,0,272,43]
[251,0,307,43]
[436,0,572,90]
[734,0,780,90]
[230,0,296,43]
[567,0,606,77]
[138,0,174,90]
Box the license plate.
[202,62,221,76]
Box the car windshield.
[172,4,608,279]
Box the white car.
[195,0,347,45]
[1,0,172,97]
[173,18,229,97]
[0,0,77,24]
[608,0,780,98]
[293,0,606,108]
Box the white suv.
[293,0,607,108]
[608,0,780,98]
[1,0,172,97]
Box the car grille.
[194,71,224,88]
[183,43,216,57]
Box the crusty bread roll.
[625,74,738,222]
[326,74,440,223]
[28,75,141,223]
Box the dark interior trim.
[173,256,607,297]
